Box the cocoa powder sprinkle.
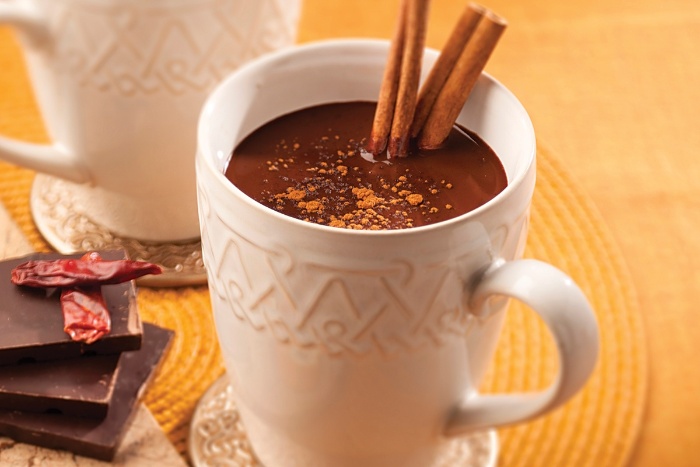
[406,194,423,205]
[258,144,457,230]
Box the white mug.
[0,0,301,241]
[196,40,600,467]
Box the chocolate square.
[0,322,173,461]
[0,353,120,418]
[0,250,143,365]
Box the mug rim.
[197,38,536,237]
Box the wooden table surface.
[2,0,699,465]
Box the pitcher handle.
[0,3,90,183]
[0,2,47,44]
[445,259,599,436]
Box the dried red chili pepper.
[11,252,162,287]
[60,287,111,344]
[11,251,161,344]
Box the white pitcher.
[0,0,301,241]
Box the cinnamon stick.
[387,0,430,158]
[366,0,409,155]
[411,3,486,138]
[417,9,506,149]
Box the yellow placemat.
[1,26,645,467]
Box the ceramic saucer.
[29,174,206,287]
[188,375,499,467]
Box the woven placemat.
[0,145,647,466]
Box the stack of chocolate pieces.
[0,250,173,461]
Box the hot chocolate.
[226,101,507,230]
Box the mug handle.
[0,4,90,184]
[445,259,600,436]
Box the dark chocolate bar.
[0,250,143,365]
[0,322,173,461]
[0,353,120,418]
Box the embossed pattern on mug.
[198,181,530,356]
[48,0,300,96]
